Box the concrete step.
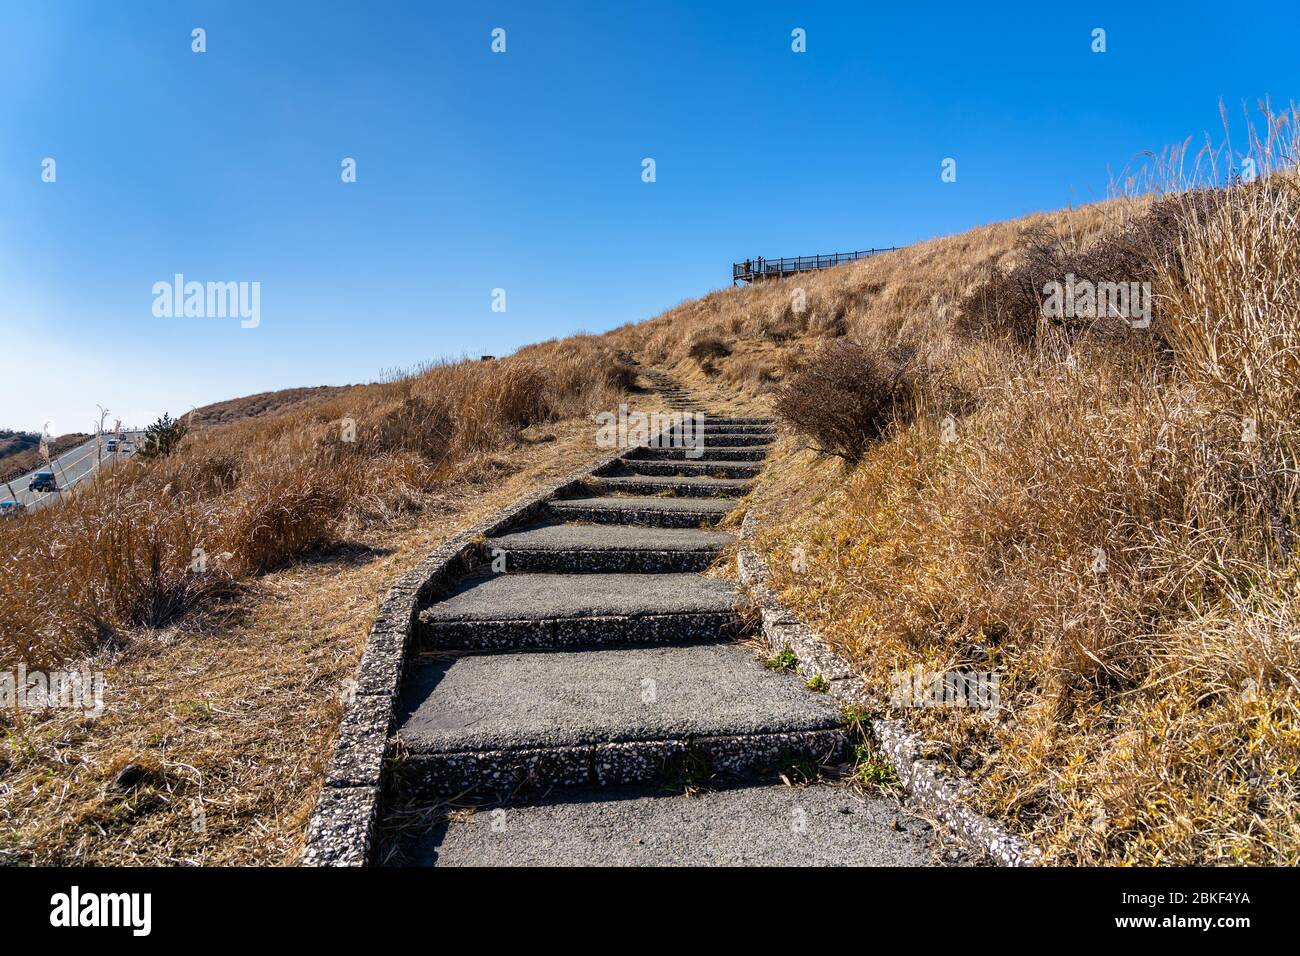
[591,475,752,499]
[688,424,774,434]
[620,459,761,479]
[547,495,735,528]
[396,783,934,866]
[485,521,734,573]
[692,433,775,447]
[417,572,738,649]
[627,445,771,462]
[393,642,848,798]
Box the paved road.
[1,432,144,514]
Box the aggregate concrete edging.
[474,547,720,574]
[419,610,739,651]
[620,460,762,479]
[300,445,628,866]
[396,727,848,799]
[735,509,1043,868]
[546,500,729,528]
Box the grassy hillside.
[185,385,359,428]
[0,337,633,668]
[605,121,1299,864]
[0,337,636,863]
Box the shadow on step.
[378,774,936,867]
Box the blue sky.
[1,0,1296,433]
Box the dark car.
[29,471,57,493]
[0,500,25,518]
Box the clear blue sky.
[1,0,1296,433]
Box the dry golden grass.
[1,335,636,863]
[0,419,610,864]
[736,115,1300,864]
[0,337,633,668]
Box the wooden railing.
[732,247,900,284]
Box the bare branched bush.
[774,340,927,462]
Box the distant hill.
[184,385,358,428]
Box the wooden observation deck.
[732,247,900,285]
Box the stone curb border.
[300,445,629,866]
[736,509,1043,868]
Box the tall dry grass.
[0,338,633,668]
[750,106,1300,863]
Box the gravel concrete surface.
[420,572,736,622]
[405,784,935,866]
[597,475,753,492]
[550,495,734,515]
[396,642,843,752]
[487,521,735,552]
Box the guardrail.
[732,247,900,284]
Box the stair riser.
[418,610,738,651]
[694,427,775,435]
[592,479,748,499]
[395,728,848,800]
[686,434,774,447]
[619,442,767,460]
[546,503,724,528]
[621,461,761,479]
[627,446,769,462]
[479,548,721,574]
[650,424,773,434]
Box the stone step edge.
[626,447,772,461]
[618,466,761,481]
[417,609,740,650]
[734,508,1043,868]
[477,547,722,574]
[393,726,849,798]
[546,501,730,528]
[588,478,751,499]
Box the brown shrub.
[372,396,455,463]
[755,314,800,343]
[774,340,926,462]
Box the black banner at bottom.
[0,865,1275,942]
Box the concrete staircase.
[383,374,935,865]
[640,367,708,413]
